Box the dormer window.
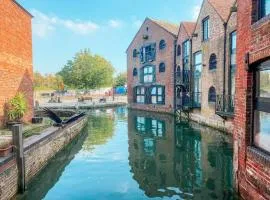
[258,0,270,19]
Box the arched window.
[177,45,181,56]
[133,68,138,76]
[159,62,166,72]
[208,86,216,103]
[176,66,181,77]
[133,49,137,58]
[159,40,166,50]
[209,54,217,70]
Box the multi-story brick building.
[0,0,33,125]
[127,18,179,114]
[127,1,238,134]
[178,0,237,133]
[234,0,270,199]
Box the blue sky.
[17,0,202,75]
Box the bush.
[7,93,27,122]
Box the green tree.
[114,72,127,87]
[58,49,115,89]
[57,60,74,87]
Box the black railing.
[176,92,201,110]
[215,95,235,117]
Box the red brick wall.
[0,0,33,125]
[234,0,270,199]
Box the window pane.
[152,96,157,104]
[254,111,270,152]
[141,87,145,94]
[267,0,270,15]
[259,69,270,97]
[195,52,202,65]
[151,87,157,95]
[158,87,162,95]
[158,96,162,102]
[144,67,148,73]
[148,66,153,73]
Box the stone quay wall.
[0,116,87,200]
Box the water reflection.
[128,109,234,199]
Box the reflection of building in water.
[128,109,234,199]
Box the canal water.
[18,107,235,200]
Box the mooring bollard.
[12,124,25,193]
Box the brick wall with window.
[127,18,178,114]
[0,0,33,126]
[234,0,270,199]
[189,0,236,133]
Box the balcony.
[176,92,201,111]
[215,95,234,118]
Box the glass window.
[133,49,137,58]
[140,43,156,63]
[151,86,165,105]
[208,87,216,103]
[159,62,166,73]
[143,66,155,83]
[230,31,237,96]
[136,87,145,103]
[254,63,270,153]
[202,17,209,41]
[183,40,190,70]
[259,0,270,19]
[194,52,202,107]
[259,69,270,97]
[133,68,137,76]
[209,54,217,70]
[177,45,181,56]
[254,111,270,152]
[159,40,166,50]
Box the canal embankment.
[38,101,127,110]
[0,116,87,200]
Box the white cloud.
[192,0,203,20]
[31,9,99,37]
[108,19,123,28]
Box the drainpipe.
[189,37,193,107]
[173,40,177,112]
[223,22,228,110]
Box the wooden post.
[12,124,25,193]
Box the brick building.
[0,0,33,125]
[234,0,270,199]
[175,0,237,133]
[127,18,179,114]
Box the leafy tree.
[34,72,64,90]
[58,49,115,89]
[114,72,127,87]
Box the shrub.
[7,93,27,122]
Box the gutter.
[173,40,177,112]
[223,22,228,101]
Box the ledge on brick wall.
[252,14,270,30]
[247,146,270,168]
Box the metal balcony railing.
[215,94,235,118]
